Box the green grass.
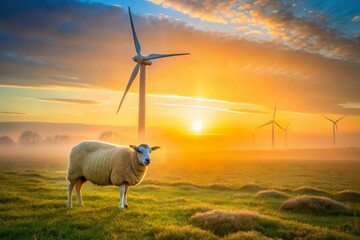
[0,159,360,240]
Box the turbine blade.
[128,7,141,55]
[116,63,140,114]
[273,104,277,120]
[322,115,334,123]
[335,115,346,123]
[145,53,190,61]
[256,121,272,129]
[274,121,284,131]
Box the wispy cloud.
[352,15,360,22]
[155,102,267,115]
[0,111,28,116]
[33,98,101,105]
[338,102,360,109]
[228,108,268,114]
[0,52,66,69]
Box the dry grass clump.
[239,183,265,192]
[255,190,290,199]
[294,186,329,196]
[281,195,350,215]
[176,184,199,191]
[155,225,218,240]
[208,184,234,191]
[137,184,160,190]
[189,210,261,236]
[223,231,274,240]
[335,190,360,202]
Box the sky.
[0,0,360,149]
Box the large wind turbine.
[323,115,346,148]
[256,105,283,150]
[117,8,189,140]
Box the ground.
[0,151,360,240]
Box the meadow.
[0,147,360,240]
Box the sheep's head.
[130,144,160,166]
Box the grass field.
[1,148,360,240]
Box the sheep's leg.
[75,181,86,207]
[67,182,76,208]
[119,185,125,209]
[124,185,129,208]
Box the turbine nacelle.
[132,55,152,65]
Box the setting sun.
[192,120,203,133]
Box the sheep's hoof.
[124,204,128,208]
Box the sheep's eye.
[137,150,142,154]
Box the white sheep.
[66,140,160,208]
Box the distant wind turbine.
[256,105,283,150]
[284,123,291,149]
[117,7,190,140]
[322,115,346,148]
[250,130,258,148]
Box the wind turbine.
[256,105,283,150]
[322,115,346,148]
[117,8,190,140]
[250,130,258,148]
[284,123,291,149]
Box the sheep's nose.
[145,159,150,164]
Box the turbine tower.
[323,115,346,148]
[256,105,283,150]
[117,8,190,141]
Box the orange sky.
[1,1,360,150]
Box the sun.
[192,120,203,133]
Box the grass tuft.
[207,184,234,191]
[223,231,274,240]
[294,186,329,196]
[280,195,350,215]
[176,184,200,191]
[189,210,261,236]
[255,190,291,199]
[335,190,360,202]
[137,184,160,190]
[239,183,265,192]
[154,225,219,240]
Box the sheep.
[66,140,160,208]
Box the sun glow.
[192,120,203,133]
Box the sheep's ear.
[151,146,160,151]
[130,145,137,151]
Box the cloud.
[34,98,101,105]
[0,52,66,69]
[149,0,360,61]
[149,0,229,24]
[155,103,267,115]
[228,108,268,114]
[338,102,360,110]
[0,111,28,116]
[352,15,360,22]
[0,0,360,116]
